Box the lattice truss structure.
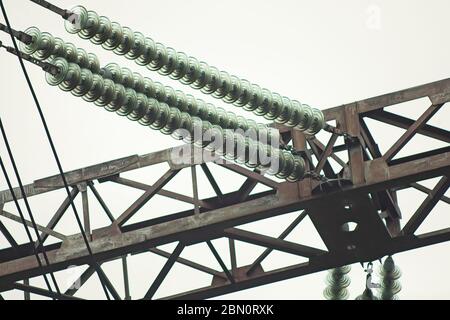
[0,1,449,300]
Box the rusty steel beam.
[0,137,447,285]
[200,164,224,200]
[247,211,308,275]
[323,78,450,120]
[223,228,326,258]
[149,248,225,279]
[115,169,180,226]
[0,142,447,286]
[206,241,234,284]
[365,110,450,144]
[36,187,78,245]
[0,78,448,299]
[0,209,66,241]
[143,242,185,300]
[0,220,18,248]
[402,176,450,235]
[88,182,115,223]
[408,182,450,204]
[383,104,444,162]
[11,282,83,300]
[111,176,214,209]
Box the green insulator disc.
[127,93,148,121]
[104,63,123,83]
[286,157,306,182]
[169,52,189,80]
[180,56,201,85]
[246,83,264,110]
[296,104,314,132]
[264,93,284,120]
[19,27,42,55]
[150,102,170,130]
[223,76,242,104]
[211,71,231,99]
[147,43,168,71]
[226,111,238,130]
[202,124,219,152]
[114,27,134,56]
[215,107,229,128]
[58,63,81,92]
[87,53,100,74]
[263,148,280,176]
[245,141,260,168]
[52,37,66,58]
[82,74,105,102]
[63,43,79,63]
[94,79,117,107]
[304,108,325,135]
[235,135,249,165]
[186,95,200,116]
[213,128,228,156]
[158,47,178,76]
[143,78,155,99]
[79,10,100,39]
[200,66,220,94]
[132,73,145,93]
[34,32,55,60]
[254,89,272,116]
[117,88,137,116]
[193,121,212,148]
[125,31,146,60]
[75,48,90,69]
[174,90,188,112]
[181,57,200,85]
[234,79,252,107]
[236,115,249,132]
[120,67,134,88]
[102,22,123,51]
[136,37,156,66]
[138,98,159,127]
[64,5,89,34]
[152,81,165,102]
[161,108,182,135]
[172,112,192,141]
[275,97,294,124]
[72,69,94,97]
[90,16,113,45]
[163,86,177,107]
[224,136,238,161]
[276,152,296,180]
[105,84,127,112]
[205,103,219,124]
[191,62,211,90]
[45,57,69,86]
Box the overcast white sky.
[0,0,449,300]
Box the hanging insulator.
[101,63,277,141]
[379,256,401,300]
[44,57,306,182]
[355,288,379,300]
[18,27,100,73]
[62,5,326,135]
[323,266,351,300]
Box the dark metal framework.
[0,79,448,299]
